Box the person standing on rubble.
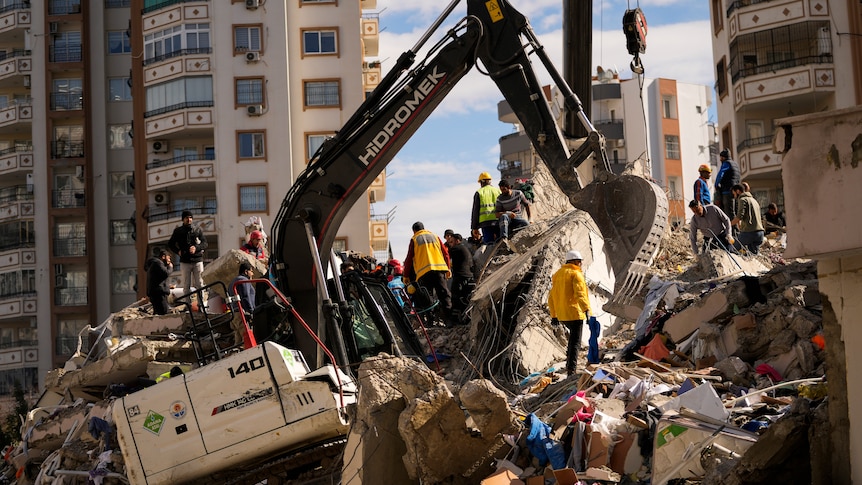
[229,261,256,319]
[448,233,475,320]
[168,210,208,299]
[688,200,735,254]
[404,222,455,326]
[731,184,765,254]
[495,179,531,240]
[145,249,173,315]
[714,149,740,219]
[241,230,268,264]
[693,164,712,207]
[548,250,592,375]
[471,172,501,245]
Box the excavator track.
[205,436,347,485]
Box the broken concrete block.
[202,249,266,298]
[459,379,519,437]
[767,328,798,356]
[789,308,820,340]
[714,356,751,381]
[783,282,821,308]
[664,282,749,342]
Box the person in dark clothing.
[764,203,786,234]
[145,249,173,315]
[167,210,208,298]
[448,233,475,317]
[229,261,256,317]
[714,149,740,220]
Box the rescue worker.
[470,172,501,245]
[548,250,592,375]
[714,149,740,219]
[731,184,765,254]
[693,164,712,207]
[403,222,454,325]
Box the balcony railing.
[50,92,84,111]
[54,286,87,306]
[0,49,31,60]
[0,2,30,15]
[147,205,216,222]
[49,45,83,63]
[48,0,81,15]
[0,290,36,301]
[0,185,33,203]
[0,142,33,156]
[497,159,522,171]
[0,339,37,350]
[0,240,34,251]
[142,47,213,67]
[56,336,78,356]
[726,0,776,18]
[731,54,833,83]
[736,134,774,155]
[51,140,85,158]
[105,0,130,7]
[53,237,86,257]
[142,0,208,15]
[147,152,215,170]
[52,189,85,208]
[144,100,214,118]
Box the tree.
[0,382,28,450]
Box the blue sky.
[369,0,713,260]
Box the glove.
[550,318,559,327]
[584,311,590,322]
[728,236,735,246]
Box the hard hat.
[387,259,403,275]
[478,171,492,182]
[698,164,712,173]
[565,250,583,261]
[249,230,263,240]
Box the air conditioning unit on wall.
[151,140,168,153]
[246,0,260,9]
[247,105,264,116]
[153,191,169,205]
[245,51,260,62]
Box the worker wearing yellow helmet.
[693,163,712,207]
[470,171,501,244]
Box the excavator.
[270,0,667,370]
[112,1,665,483]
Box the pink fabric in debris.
[755,363,782,381]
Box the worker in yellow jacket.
[548,250,591,374]
[404,221,454,325]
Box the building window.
[662,96,676,119]
[234,25,262,52]
[145,76,213,116]
[235,77,264,106]
[301,0,337,4]
[110,172,134,197]
[306,132,334,162]
[107,30,131,54]
[57,318,88,356]
[715,57,727,99]
[303,80,340,108]
[333,237,347,253]
[111,268,137,294]
[108,124,133,149]
[0,269,36,298]
[237,131,265,159]
[108,77,132,101]
[54,223,86,258]
[301,28,338,56]
[664,135,680,160]
[51,31,83,63]
[110,220,135,245]
[143,23,210,65]
[667,176,681,200]
[711,0,723,33]
[239,185,268,213]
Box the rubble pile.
[0,206,832,484]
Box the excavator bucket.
[571,172,668,314]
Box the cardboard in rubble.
[480,468,524,485]
[657,380,729,422]
[552,467,580,485]
[652,411,758,484]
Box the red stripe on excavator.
[317,74,451,245]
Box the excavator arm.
[271,0,666,365]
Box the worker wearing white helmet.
[547,249,592,375]
[470,171,501,245]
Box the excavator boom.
[271,0,667,363]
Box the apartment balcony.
[146,207,216,243]
[105,0,130,7]
[48,0,81,15]
[49,91,83,111]
[0,3,31,37]
[497,159,524,180]
[0,185,33,222]
[53,236,86,257]
[143,47,213,68]
[737,134,782,179]
[54,285,87,307]
[363,61,381,92]
[142,0,208,15]
[592,82,621,101]
[48,45,82,63]
[51,188,85,208]
[50,140,84,159]
[0,101,31,130]
[498,100,518,124]
[0,143,33,176]
[368,171,385,203]
[499,131,532,159]
[595,119,624,140]
[361,13,379,57]
[145,152,215,190]
[0,339,38,370]
[144,103,214,138]
[0,51,31,84]
[360,0,376,9]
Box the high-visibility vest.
[411,230,450,280]
[477,185,501,224]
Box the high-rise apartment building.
[497,71,714,227]
[0,0,381,395]
[709,0,862,207]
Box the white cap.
[565,250,583,261]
